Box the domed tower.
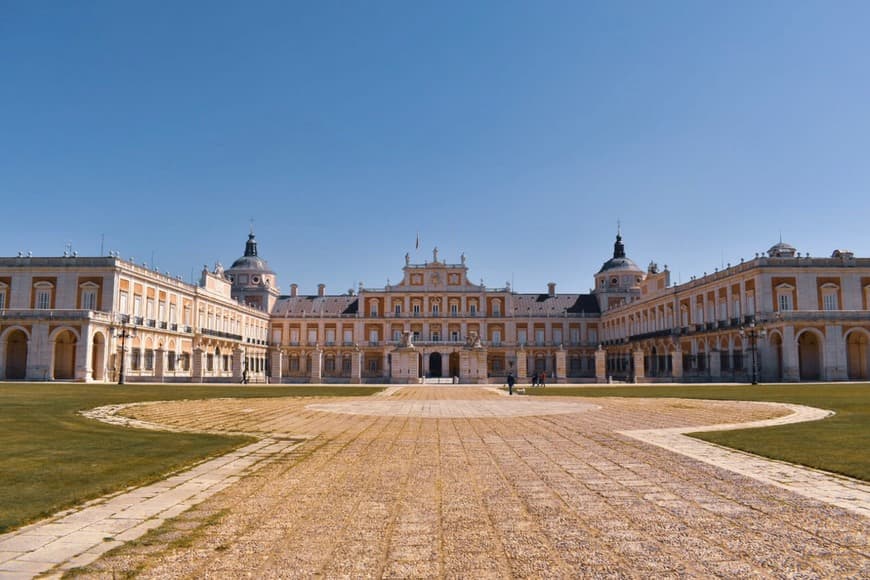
[593,230,644,311]
[225,230,279,312]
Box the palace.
[0,232,868,383]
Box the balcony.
[201,328,244,341]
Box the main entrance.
[429,352,442,378]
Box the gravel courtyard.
[81,386,868,578]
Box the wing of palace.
[1,232,868,383]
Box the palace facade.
[0,232,868,383]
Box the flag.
[415,232,420,250]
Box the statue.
[461,252,466,265]
[405,252,410,266]
[399,330,413,348]
[433,246,439,262]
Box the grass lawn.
[527,383,870,482]
[0,383,381,534]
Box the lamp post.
[739,320,767,385]
[114,316,135,385]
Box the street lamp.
[114,315,135,385]
[739,320,767,385]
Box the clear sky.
[2,1,868,295]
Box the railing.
[201,328,244,341]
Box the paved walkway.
[2,387,868,578]
[0,438,303,579]
[621,403,870,518]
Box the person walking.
[507,372,515,395]
[540,371,546,387]
[531,372,538,388]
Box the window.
[775,285,793,312]
[432,331,440,342]
[823,293,838,311]
[158,302,165,321]
[779,294,793,311]
[732,299,741,319]
[0,288,5,309]
[492,301,501,316]
[344,329,353,344]
[119,291,128,314]
[368,359,379,372]
[570,329,580,345]
[145,350,154,371]
[167,353,176,371]
[326,329,336,345]
[432,304,440,316]
[130,349,141,371]
[451,330,459,341]
[146,299,154,320]
[134,296,142,316]
[413,303,421,315]
[36,289,51,309]
[369,301,378,317]
[369,329,379,344]
[536,330,545,345]
[169,304,177,324]
[518,329,527,345]
[308,329,317,344]
[469,304,477,315]
[450,303,458,315]
[588,329,598,344]
[324,357,335,373]
[342,357,352,374]
[289,357,300,372]
[553,329,562,345]
[394,303,401,315]
[393,330,402,341]
[82,289,97,310]
[492,330,501,345]
[413,331,420,341]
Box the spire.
[613,229,626,259]
[244,232,258,257]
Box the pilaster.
[594,347,607,383]
[632,350,645,382]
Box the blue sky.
[2,1,868,295]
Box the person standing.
[540,371,546,387]
[531,372,538,388]
[507,372,516,395]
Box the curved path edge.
[618,402,870,517]
[0,404,307,579]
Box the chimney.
[318,283,326,297]
[548,282,556,297]
[290,283,298,297]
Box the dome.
[768,241,797,258]
[598,255,642,273]
[227,233,275,274]
[597,233,643,274]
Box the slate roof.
[273,296,359,316]
[511,293,600,316]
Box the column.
[232,348,243,382]
[671,347,683,379]
[310,347,323,383]
[76,326,90,381]
[781,326,800,381]
[154,348,165,382]
[270,348,283,383]
[192,347,204,382]
[709,348,721,379]
[824,325,848,381]
[555,347,567,383]
[516,348,527,382]
[632,350,645,382]
[350,348,362,384]
[594,347,606,383]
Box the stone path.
[0,438,303,579]
[621,403,870,518]
[4,387,869,578]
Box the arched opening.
[768,333,783,381]
[846,331,869,380]
[417,353,423,378]
[5,330,28,379]
[53,330,77,380]
[429,352,443,378]
[798,331,822,381]
[449,352,460,378]
[91,333,106,381]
